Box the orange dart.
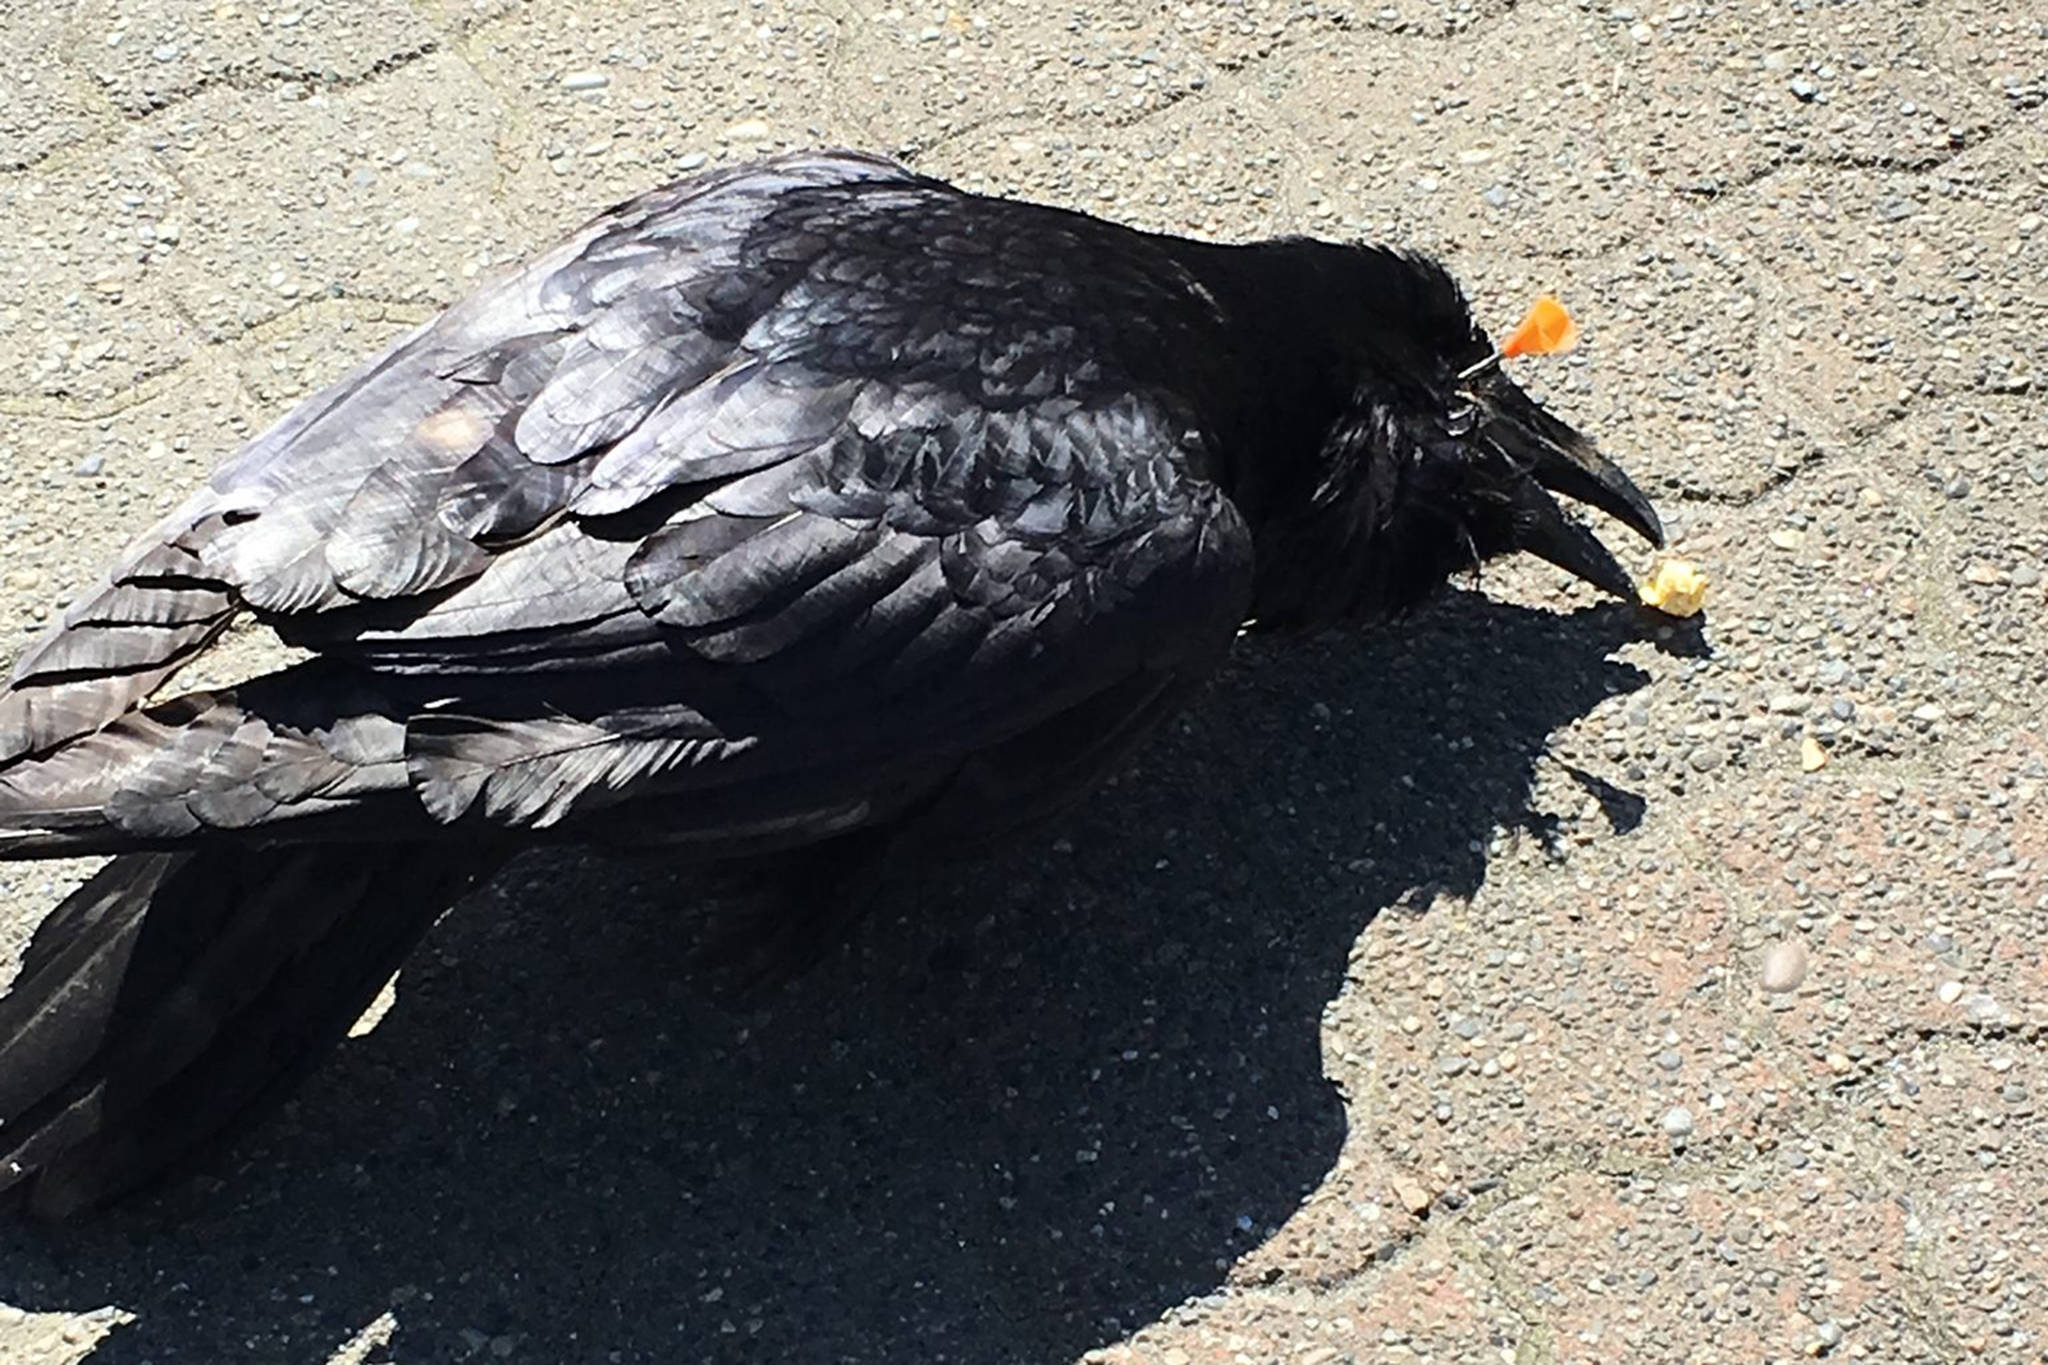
[1499,294,1578,359]
[1456,293,1582,381]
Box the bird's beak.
[1525,430,1664,550]
[1475,378,1664,599]
[1508,479,1645,602]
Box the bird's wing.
[0,151,917,760]
[0,152,1253,847]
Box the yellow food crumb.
[1800,735,1829,773]
[1639,557,1709,617]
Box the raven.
[0,151,1661,1217]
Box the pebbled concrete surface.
[0,1,2043,1362]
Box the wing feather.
[405,709,753,828]
[2,150,1255,852]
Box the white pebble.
[1661,1106,1694,1139]
[1937,980,1964,1005]
[1760,938,1809,993]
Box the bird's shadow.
[2,594,1688,1365]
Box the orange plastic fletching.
[1499,294,1579,359]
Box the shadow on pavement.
[2,593,1683,1365]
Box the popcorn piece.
[1640,558,1709,617]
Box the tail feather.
[0,843,505,1219]
[0,855,181,1120]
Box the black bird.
[0,151,1661,1218]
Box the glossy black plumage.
[0,151,1660,1216]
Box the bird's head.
[1234,245,1664,629]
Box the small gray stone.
[1966,993,2007,1025]
[1661,1106,1694,1138]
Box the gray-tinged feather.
[2,686,152,773]
[194,496,354,615]
[248,711,407,809]
[207,316,446,485]
[617,512,782,615]
[570,364,861,516]
[179,718,282,830]
[328,462,494,601]
[513,331,727,464]
[64,582,231,629]
[2,529,237,762]
[115,541,210,581]
[681,533,934,665]
[0,596,234,765]
[626,512,875,628]
[440,328,574,385]
[436,440,591,545]
[0,856,179,1120]
[9,614,229,681]
[331,526,643,648]
[0,677,420,854]
[702,457,828,519]
[406,710,753,828]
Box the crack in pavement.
[1827,1018,2048,1097]
[1673,120,2017,205]
[0,33,465,198]
[0,32,456,176]
[1246,1104,2008,1359]
[0,61,126,177]
[95,38,447,123]
[1684,109,2034,224]
[1240,1135,1777,1298]
[1663,444,1833,509]
[0,293,436,425]
[1361,0,1528,46]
